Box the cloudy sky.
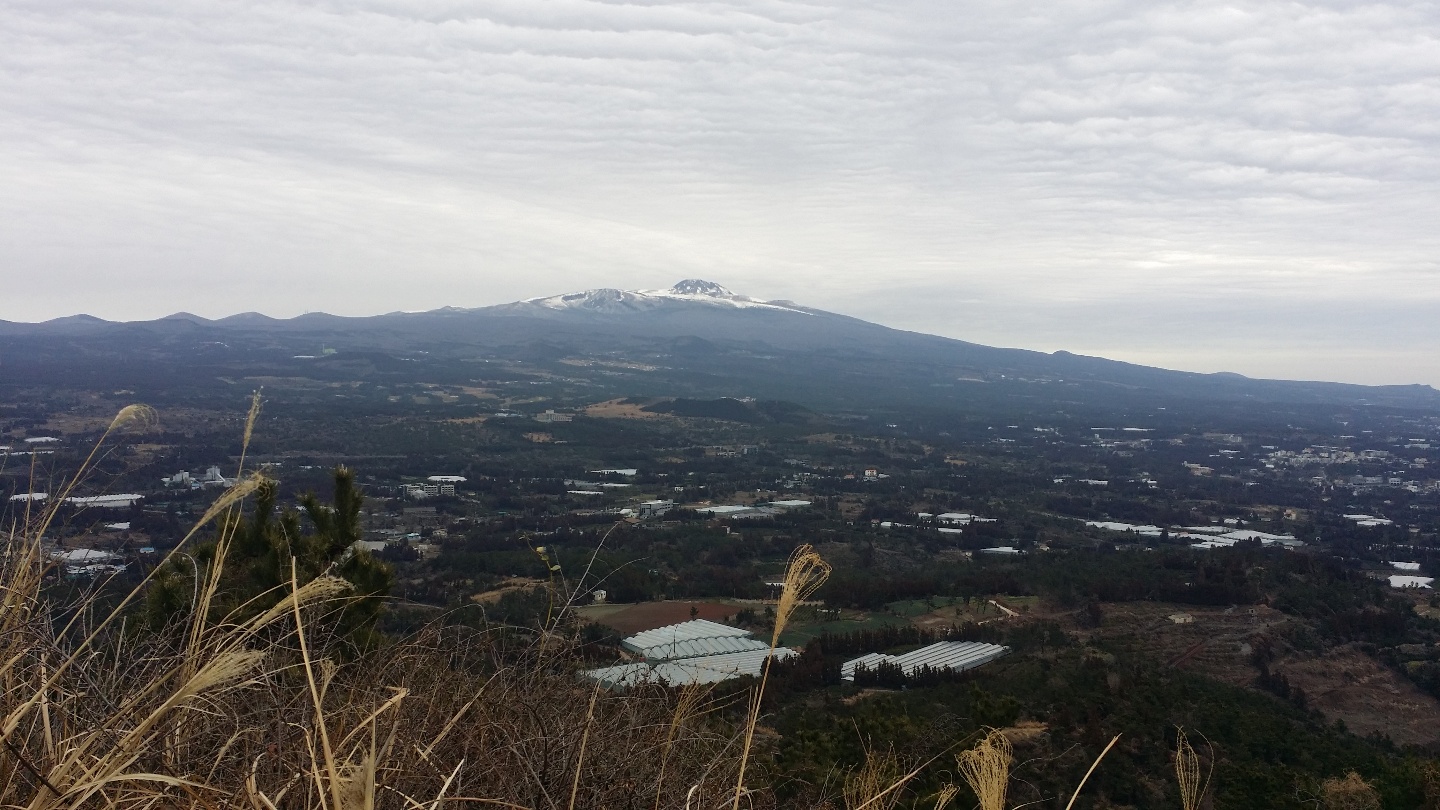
[3,0,1438,386]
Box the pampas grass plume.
[956,728,1012,810]
[108,404,159,433]
[1174,727,1211,810]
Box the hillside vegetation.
[4,405,1440,809]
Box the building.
[585,648,795,689]
[840,641,1008,681]
[66,494,143,509]
[637,499,674,519]
[162,466,232,489]
[621,619,768,660]
[695,504,762,518]
[1346,514,1395,527]
[1085,521,1164,536]
[1188,530,1303,550]
[583,619,795,689]
[692,500,809,520]
[932,512,996,526]
[51,548,126,577]
[403,483,454,499]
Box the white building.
[584,619,795,689]
[841,641,1008,681]
[696,504,760,517]
[404,483,454,499]
[66,494,143,509]
[1085,521,1164,536]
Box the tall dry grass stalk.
[766,545,831,649]
[1174,727,1211,810]
[731,544,832,810]
[1063,734,1122,810]
[11,404,157,553]
[955,728,1012,810]
[930,784,959,810]
[843,746,908,810]
[654,683,714,810]
[238,388,262,477]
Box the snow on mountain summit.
[514,281,812,316]
[670,279,732,297]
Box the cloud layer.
[2,0,1437,385]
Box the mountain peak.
[505,281,814,317]
[670,279,732,297]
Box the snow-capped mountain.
[3,279,1437,411]
[504,280,813,317]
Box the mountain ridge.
[1,280,1436,411]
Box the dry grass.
[1174,727,1211,810]
[1,533,750,810]
[929,784,959,810]
[955,729,1012,810]
[1321,772,1381,810]
[653,684,714,810]
[582,399,667,419]
[731,544,832,810]
[842,746,909,810]
[0,405,750,810]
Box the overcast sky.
[2,0,1438,386]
